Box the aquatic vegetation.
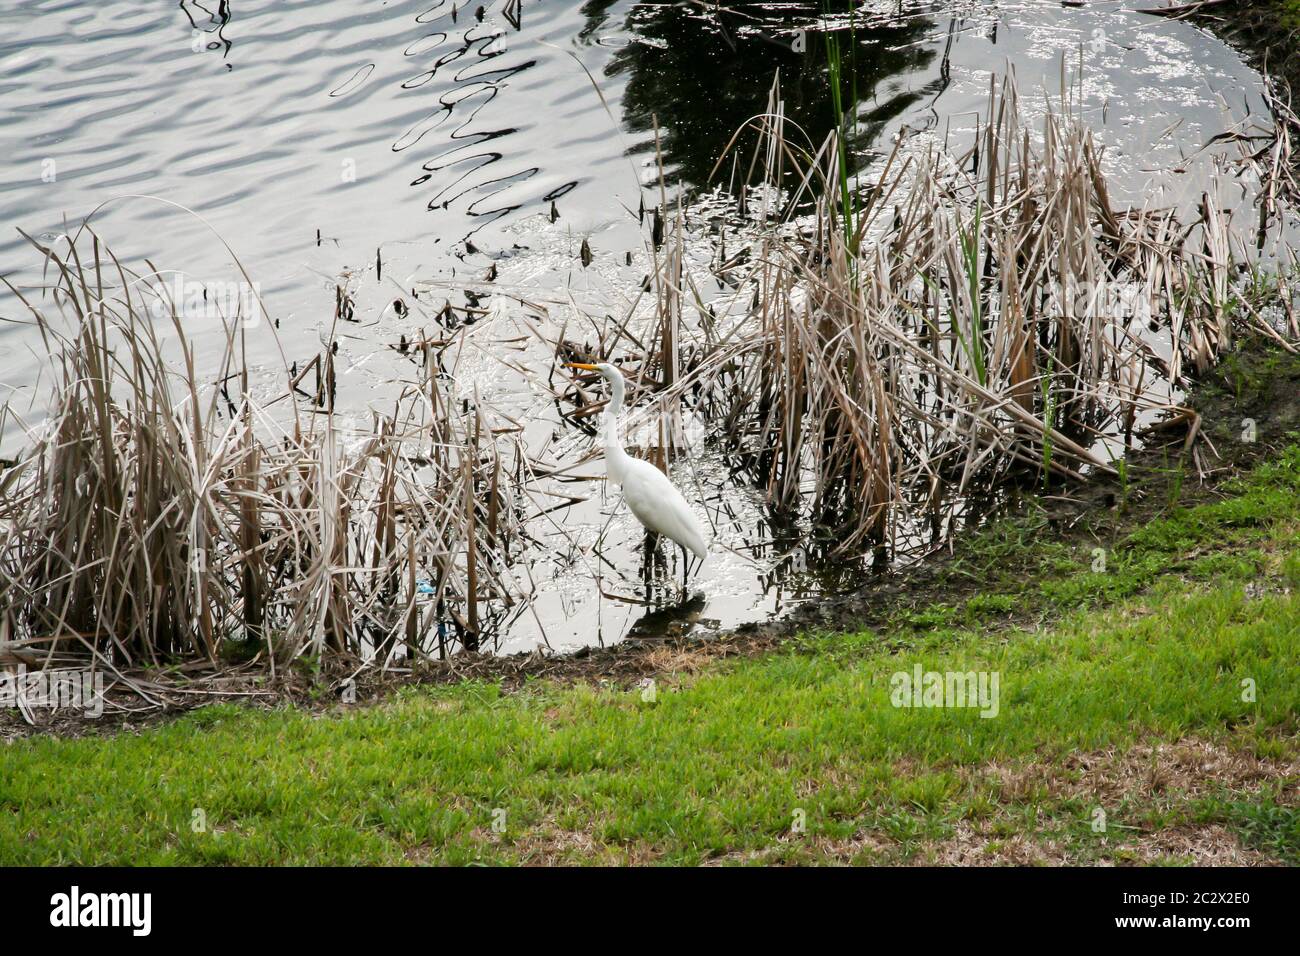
[0,233,525,675]
[627,79,1300,556]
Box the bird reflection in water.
[627,589,709,641]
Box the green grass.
[1275,0,1300,28]
[890,443,1300,634]
[1,447,1297,865]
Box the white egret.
[565,362,708,582]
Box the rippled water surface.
[0,1,1273,652]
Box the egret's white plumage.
[567,362,708,562]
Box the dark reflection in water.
[395,1,575,242]
[599,2,938,188]
[627,591,708,640]
[398,0,945,244]
[157,0,938,251]
[180,0,235,61]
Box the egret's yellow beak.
[564,362,600,371]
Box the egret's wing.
[620,459,708,558]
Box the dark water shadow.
[596,1,939,188]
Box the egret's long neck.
[602,371,631,484]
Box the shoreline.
[6,342,1297,740]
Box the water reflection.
[627,591,708,640]
[600,1,938,187]
[180,0,234,60]
[391,1,582,245]
[158,0,939,259]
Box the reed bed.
[603,78,1299,557]
[0,234,523,683]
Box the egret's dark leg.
[640,532,654,602]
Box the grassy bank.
[1204,1,1300,80]
[2,427,1296,864]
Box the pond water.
[0,1,1273,654]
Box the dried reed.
[0,232,523,681]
